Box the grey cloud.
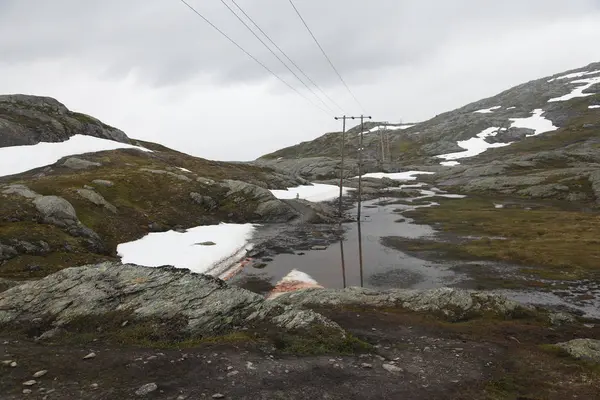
[0,0,598,90]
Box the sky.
[1,0,599,161]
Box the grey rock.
[556,339,600,363]
[382,364,403,374]
[33,195,78,223]
[0,278,19,293]
[1,184,41,199]
[273,287,522,321]
[0,262,342,336]
[92,179,114,187]
[196,241,216,246]
[360,363,373,369]
[62,157,101,170]
[0,244,18,262]
[212,394,225,399]
[197,177,216,185]
[190,192,217,210]
[33,370,48,378]
[77,189,117,213]
[22,380,37,386]
[518,184,569,198]
[548,312,576,326]
[139,168,191,182]
[221,180,298,222]
[83,352,97,360]
[135,383,158,396]
[22,389,32,395]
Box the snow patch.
[117,223,255,276]
[267,269,322,299]
[474,106,501,114]
[0,134,151,178]
[509,109,558,136]
[177,167,192,173]
[270,183,351,202]
[547,70,600,82]
[436,127,512,161]
[441,161,460,167]
[357,171,435,181]
[507,106,516,110]
[282,270,318,284]
[589,105,600,109]
[360,124,415,135]
[548,76,600,102]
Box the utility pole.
[356,114,372,223]
[334,116,348,218]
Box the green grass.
[402,197,600,280]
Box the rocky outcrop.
[139,168,192,182]
[0,94,130,147]
[556,339,600,363]
[273,287,522,321]
[221,180,299,222]
[0,262,341,336]
[76,189,117,213]
[62,157,101,170]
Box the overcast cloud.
[1,0,599,160]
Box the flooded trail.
[231,183,600,319]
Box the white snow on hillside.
[509,109,558,136]
[0,134,150,178]
[474,106,501,114]
[358,171,435,180]
[270,183,352,202]
[547,70,600,82]
[360,124,415,135]
[177,167,192,173]
[548,76,600,102]
[117,223,255,276]
[590,105,600,109]
[441,161,460,167]
[436,127,511,161]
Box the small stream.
[231,184,600,319]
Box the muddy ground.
[2,305,600,400]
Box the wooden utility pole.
[334,116,348,218]
[356,114,372,222]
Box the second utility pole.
[356,114,372,222]
[335,115,372,220]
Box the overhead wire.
[229,0,346,115]
[177,0,331,116]
[217,0,336,115]
[287,0,367,114]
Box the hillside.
[0,95,324,280]
[258,62,600,203]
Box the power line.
[217,0,335,115]
[177,0,330,116]
[229,0,346,115]
[287,0,367,113]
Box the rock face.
[0,94,130,147]
[0,262,341,335]
[556,339,600,363]
[33,195,78,223]
[77,189,117,213]
[273,287,522,321]
[221,180,299,222]
[62,157,102,170]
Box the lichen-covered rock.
[62,157,101,170]
[139,168,192,182]
[1,184,41,199]
[77,189,117,213]
[273,287,521,321]
[0,262,341,336]
[221,180,298,222]
[556,339,600,363]
[33,195,78,223]
[92,179,114,187]
[189,192,217,210]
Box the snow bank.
[270,183,351,202]
[267,269,322,299]
[117,223,256,276]
[590,105,600,109]
[0,134,151,178]
[548,76,600,102]
[357,171,435,181]
[436,127,511,161]
[509,109,558,136]
[474,106,501,114]
[441,161,460,167]
[360,124,415,135]
[547,70,600,82]
[177,167,192,173]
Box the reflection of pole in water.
[357,221,364,287]
[339,237,346,289]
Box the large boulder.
[556,339,600,364]
[221,180,298,222]
[0,94,130,147]
[0,262,341,336]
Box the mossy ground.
[0,145,296,280]
[397,196,600,281]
